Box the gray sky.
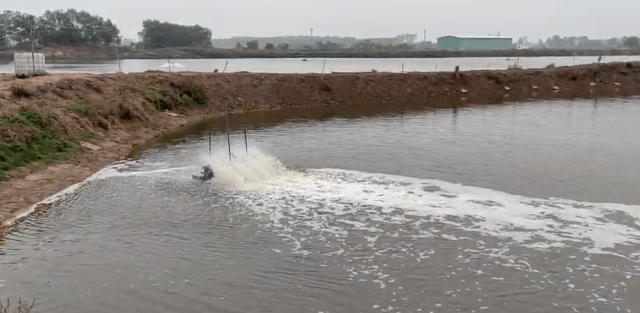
[6,0,640,42]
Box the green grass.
[0,106,77,179]
[145,91,170,111]
[84,132,96,142]
[181,86,207,106]
[145,83,208,112]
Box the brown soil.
[1,62,640,227]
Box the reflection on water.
[1,97,640,313]
[2,55,640,74]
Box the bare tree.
[277,43,289,50]
[623,37,640,50]
[246,40,258,50]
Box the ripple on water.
[2,101,640,312]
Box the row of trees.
[139,20,212,48]
[3,10,639,51]
[229,34,640,52]
[219,34,420,51]
[236,39,434,52]
[0,9,119,47]
[0,10,214,49]
[529,35,640,50]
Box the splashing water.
[196,145,288,190]
[14,143,640,263]
[5,142,640,313]
[178,147,640,262]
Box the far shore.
[2,46,640,63]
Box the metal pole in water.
[227,132,231,162]
[225,103,231,162]
[223,61,228,73]
[244,129,248,157]
[402,63,405,74]
[209,132,212,155]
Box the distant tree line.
[235,40,288,51]
[2,9,638,52]
[0,10,214,49]
[537,35,640,50]
[214,34,419,50]
[140,20,212,48]
[0,9,119,47]
[222,34,640,52]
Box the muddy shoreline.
[1,62,640,228]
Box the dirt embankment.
[1,62,640,226]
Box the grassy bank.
[0,105,77,179]
[0,77,209,179]
[1,62,640,226]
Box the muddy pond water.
[1,97,640,313]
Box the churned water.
[1,97,639,313]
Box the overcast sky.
[6,0,640,42]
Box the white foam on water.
[220,162,640,260]
[7,143,636,310]
[9,144,640,267]
[92,165,197,180]
[159,62,185,68]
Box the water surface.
[2,55,640,74]
[1,97,640,313]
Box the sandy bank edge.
[0,113,211,228]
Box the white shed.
[14,52,46,76]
